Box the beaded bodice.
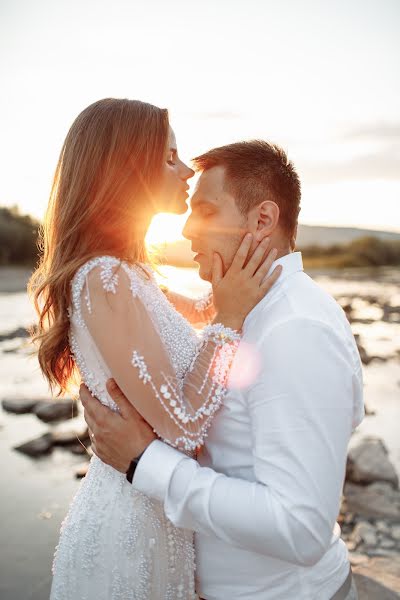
[69,256,199,404]
[69,256,239,452]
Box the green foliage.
[301,236,400,268]
[0,206,40,266]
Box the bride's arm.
[163,288,216,325]
[76,262,240,452]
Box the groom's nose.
[182,213,197,241]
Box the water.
[0,265,399,599]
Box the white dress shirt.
[133,252,364,600]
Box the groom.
[81,140,363,599]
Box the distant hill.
[296,225,400,247]
[156,225,400,267]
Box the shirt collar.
[268,251,303,282]
[244,251,304,325]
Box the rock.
[341,302,354,321]
[68,442,89,455]
[2,397,41,414]
[383,305,400,323]
[353,334,372,364]
[38,511,53,520]
[355,338,372,365]
[344,482,400,520]
[75,463,89,478]
[347,437,399,489]
[363,295,380,305]
[34,399,78,423]
[346,540,358,552]
[352,317,376,325]
[50,421,89,445]
[376,520,392,535]
[0,326,29,342]
[365,548,400,558]
[343,512,356,525]
[14,433,53,457]
[364,404,376,416]
[353,556,400,598]
[380,538,397,549]
[350,521,377,548]
[391,525,400,541]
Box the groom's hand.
[80,379,157,473]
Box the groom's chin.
[197,263,212,282]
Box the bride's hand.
[211,233,282,331]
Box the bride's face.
[157,128,194,214]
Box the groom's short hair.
[192,140,301,238]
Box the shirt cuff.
[132,439,187,502]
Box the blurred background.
[0,1,399,598]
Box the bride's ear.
[252,201,280,240]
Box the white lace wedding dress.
[50,256,239,600]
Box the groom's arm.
[132,318,361,566]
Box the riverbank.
[1,264,400,599]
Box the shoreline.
[1,263,400,295]
[0,267,32,294]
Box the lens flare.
[229,341,261,389]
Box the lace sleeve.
[164,289,215,325]
[73,259,239,452]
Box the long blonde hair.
[29,98,169,395]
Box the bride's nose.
[182,163,195,181]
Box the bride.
[29,98,280,599]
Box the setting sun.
[145,212,188,246]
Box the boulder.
[349,521,377,548]
[391,525,400,541]
[0,326,29,342]
[347,437,399,489]
[2,397,41,414]
[376,520,392,536]
[379,538,397,549]
[344,482,400,520]
[34,399,78,423]
[67,442,89,455]
[14,433,53,457]
[383,305,400,323]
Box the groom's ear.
[251,201,280,239]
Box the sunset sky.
[1,0,399,244]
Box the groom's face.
[182,166,248,281]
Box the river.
[0,265,399,600]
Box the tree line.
[300,236,400,268]
[0,206,40,266]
